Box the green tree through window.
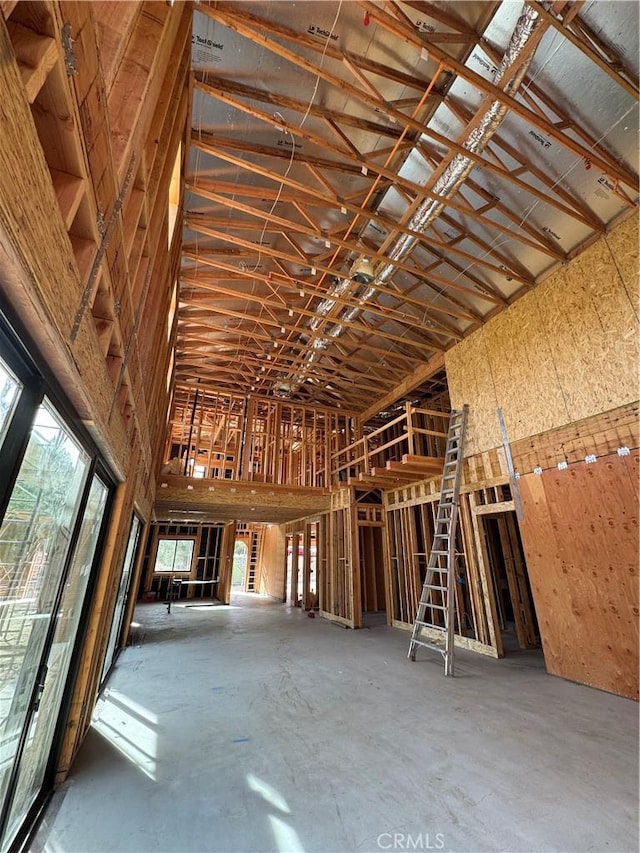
[154,538,194,573]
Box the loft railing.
[331,404,450,485]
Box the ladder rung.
[410,639,446,655]
[414,618,445,629]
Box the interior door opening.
[231,539,248,590]
[481,512,541,656]
[359,525,387,628]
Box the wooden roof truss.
[178,0,639,414]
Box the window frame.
[152,536,196,575]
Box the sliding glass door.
[101,514,141,685]
[0,336,113,852]
[3,474,109,847]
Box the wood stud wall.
[165,384,358,487]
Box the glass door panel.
[101,516,141,684]
[0,401,89,825]
[0,361,21,450]
[2,476,108,847]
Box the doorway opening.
[481,511,541,655]
[232,539,248,590]
[285,525,317,609]
[359,525,387,628]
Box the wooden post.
[350,500,362,627]
[405,401,415,456]
[290,531,300,605]
[458,493,489,645]
[217,521,236,604]
[469,492,504,656]
[302,522,311,609]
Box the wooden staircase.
[350,454,444,489]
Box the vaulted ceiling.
[177,0,639,415]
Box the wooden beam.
[180,276,459,342]
[360,354,445,421]
[361,1,638,188]
[185,214,504,309]
[528,1,638,99]
[191,136,564,263]
[186,179,534,289]
[182,239,478,325]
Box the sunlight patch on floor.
[92,689,158,781]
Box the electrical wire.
[245,0,344,392]
[247,0,344,275]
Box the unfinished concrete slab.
[33,594,638,853]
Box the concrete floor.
[32,593,638,853]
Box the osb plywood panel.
[537,240,639,425]
[258,524,286,599]
[511,401,639,474]
[483,291,569,442]
[446,328,499,456]
[446,218,639,455]
[605,214,639,318]
[518,453,639,699]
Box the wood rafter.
[527,1,638,98]
[362,1,638,188]
[181,274,461,341]
[181,250,476,325]
[191,133,568,262]
[179,0,638,414]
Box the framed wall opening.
[479,513,541,654]
[232,539,248,590]
[358,526,386,627]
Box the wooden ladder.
[408,405,468,676]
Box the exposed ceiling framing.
[178,0,639,415]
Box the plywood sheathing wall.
[0,9,128,474]
[257,524,287,601]
[446,213,639,456]
[518,452,639,700]
[446,215,639,698]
